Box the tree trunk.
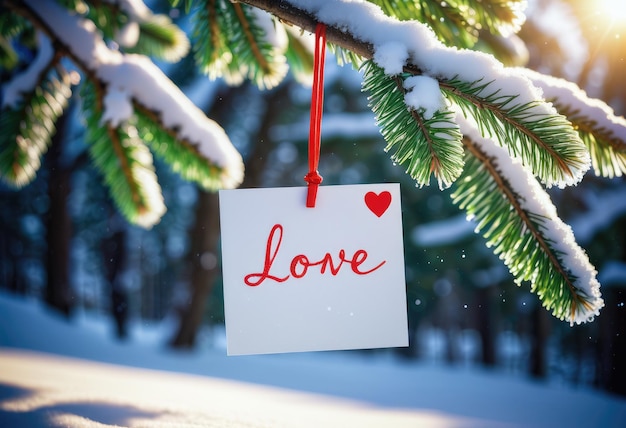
[169,190,220,348]
[476,286,497,367]
[529,305,550,378]
[169,83,291,348]
[102,213,129,339]
[0,196,25,294]
[598,287,626,396]
[45,113,74,317]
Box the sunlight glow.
[598,0,626,29]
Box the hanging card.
[219,183,408,355]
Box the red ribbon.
[304,23,327,208]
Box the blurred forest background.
[1,0,625,397]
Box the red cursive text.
[244,224,386,287]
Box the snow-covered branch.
[242,0,591,189]
[239,0,375,59]
[16,0,244,189]
[2,33,55,109]
[454,112,603,324]
[521,68,626,178]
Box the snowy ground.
[1,292,625,427]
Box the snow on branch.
[22,0,244,189]
[520,68,626,177]
[243,0,591,188]
[454,111,604,325]
[521,68,626,145]
[1,32,54,109]
[244,0,538,104]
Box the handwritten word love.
[244,224,386,287]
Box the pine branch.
[193,0,287,89]
[368,0,528,66]
[452,114,603,324]
[193,0,241,83]
[168,0,193,14]
[134,104,228,191]
[82,81,166,228]
[442,77,589,188]
[283,26,314,84]
[0,36,19,69]
[18,0,243,180]
[80,0,189,61]
[329,45,364,69]
[368,0,419,20]
[579,129,626,179]
[242,1,591,188]
[452,0,526,37]
[521,68,626,179]
[231,3,270,75]
[564,109,626,179]
[363,61,464,189]
[81,0,127,40]
[239,0,525,56]
[8,0,243,227]
[238,3,605,325]
[0,4,29,38]
[238,0,374,59]
[127,14,190,62]
[0,34,71,187]
[369,0,479,48]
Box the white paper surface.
[219,184,408,355]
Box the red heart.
[365,191,392,217]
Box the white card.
[219,183,408,356]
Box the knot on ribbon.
[304,170,323,208]
[304,170,323,185]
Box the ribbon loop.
[304,23,327,208]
